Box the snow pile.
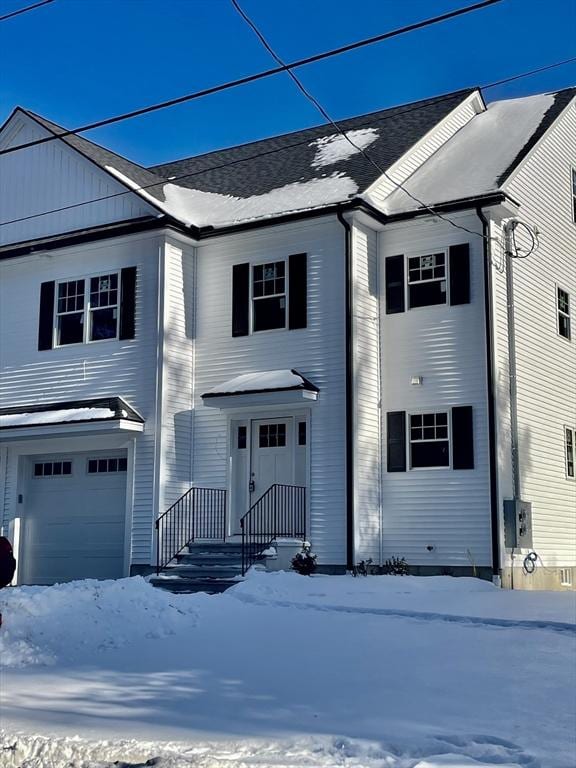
[106,166,358,228]
[0,407,116,428]
[0,577,197,668]
[382,93,555,213]
[231,570,576,626]
[0,732,534,768]
[310,128,379,168]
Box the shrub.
[291,544,317,576]
[382,556,409,576]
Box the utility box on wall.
[503,499,533,548]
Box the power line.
[0,0,502,157]
[0,0,55,23]
[229,0,503,242]
[1,58,575,230]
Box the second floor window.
[252,261,286,332]
[56,273,119,346]
[557,287,571,340]
[408,252,446,308]
[572,168,576,224]
[566,427,575,479]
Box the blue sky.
[0,0,574,166]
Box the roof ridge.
[149,86,476,170]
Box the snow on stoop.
[149,542,247,594]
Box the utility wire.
[0,0,502,157]
[0,0,55,23]
[229,0,502,242]
[1,57,575,230]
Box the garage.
[21,449,128,585]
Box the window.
[89,274,119,341]
[56,272,119,346]
[57,280,85,345]
[87,457,127,474]
[259,423,286,448]
[298,421,307,446]
[557,287,571,340]
[34,460,72,477]
[566,427,575,478]
[237,426,247,450]
[572,168,576,224]
[252,261,286,332]
[410,412,449,468]
[560,568,572,587]
[408,252,447,308]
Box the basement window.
[408,252,447,308]
[410,412,450,468]
[557,287,571,340]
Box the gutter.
[337,208,355,571]
[0,192,513,260]
[476,207,501,580]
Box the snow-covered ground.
[1,573,574,768]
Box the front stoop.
[150,542,247,594]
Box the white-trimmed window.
[408,252,447,308]
[409,412,450,468]
[56,272,119,346]
[557,287,571,340]
[252,261,286,332]
[565,427,575,479]
[87,457,127,474]
[571,168,576,224]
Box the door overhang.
[202,369,319,410]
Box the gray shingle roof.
[148,89,476,198]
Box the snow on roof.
[382,92,557,214]
[203,370,317,398]
[0,406,119,429]
[310,128,379,169]
[105,165,358,228]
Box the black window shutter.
[385,255,405,314]
[387,411,406,472]
[449,244,471,305]
[119,266,137,340]
[289,252,307,329]
[232,263,250,337]
[452,406,474,469]
[38,281,55,351]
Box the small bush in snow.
[291,544,317,576]
[382,556,409,576]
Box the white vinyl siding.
[0,231,161,565]
[352,221,382,562]
[378,212,491,567]
[191,217,347,566]
[497,95,576,566]
[0,113,155,247]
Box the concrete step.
[176,552,243,567]
[187,542,243,554]
[150,576,241,594]
[166,564,243,579]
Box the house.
[0,86,574,591]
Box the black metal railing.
[155,487,227,574]
[240,484,306,575]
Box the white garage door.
[22,450,128,585]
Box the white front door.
[250,418,294,503]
